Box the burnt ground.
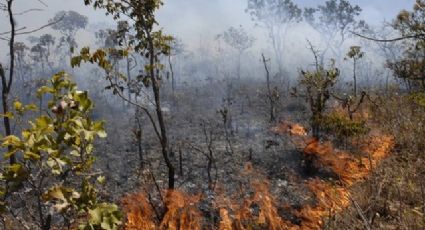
[90,80,321,226]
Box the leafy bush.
[0,72,121,230]
[321,111,369,142]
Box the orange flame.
[295,179,351,229]
[122,120,394,230]
[271,122,308,136]
[122,192,157,230]
[160,190,202,230]
[122,190,202,230]
[303,135,394,186]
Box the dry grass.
[327,93,425,229]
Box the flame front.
[121,120,394,229]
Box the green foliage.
[80,203,122,230]
[78,0,173,95]
[0,72,120,229]
[299,62,339,91]
[388,0,425,91]
[409,92,425,107]
[346,46,364,59]
[71,47,114,71]
[321,112,369,141]
[296,58,340,138]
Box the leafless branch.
[35,0,48,7]
[0,15,63,36]
[106,77,162,142]
[14,8,43,15]
[349,195,372,230]
[351,31,425,42]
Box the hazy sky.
[0,0,416,58]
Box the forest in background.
[0,0,424,229]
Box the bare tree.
[167,37,185,95]
[262,53,279,122]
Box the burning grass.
[121,120,394,230]
[303,135,394,186]
[122,190,202,230]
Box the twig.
[35,0,48,7]
[0,15,63,36]
[14,8,43,15]
[349,195,372,230]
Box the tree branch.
[0,15,63,36]
[14,8,43,16]
[351,31,425,42]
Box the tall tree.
[49,10,88,65]
[304,0,367,62]
[1,0,17,164]
[387,0,425,91]
[246,0,301,77]
[38,34,56,72]
[345,46,364,97]
[218,25,255,79]
[168,37,185,94]
[81,0,176,189]
[13,42,30,84]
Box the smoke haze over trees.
[0,0,424,229]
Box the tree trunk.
[147,33,175,189]
[168,54,175,95]
[353,59,357,97]
[126,56,132,103]
[3,0,16,164]
[262,54,276,122]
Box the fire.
[122,192,157,230]
[160,190,202,230]
[218,181,293,230]
[303,135,394,186]
[271,122,308,136]
[219,208,233,230]
[122,190,202,230]
[216,164,291,230]
[295,179,350,229]
[121,121,394,229]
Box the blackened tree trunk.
[146,32,175,189]
[262,54,276,122]
[2,0,16,164]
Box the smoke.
[0,0,416,84]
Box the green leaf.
[37,86,54,97]
[13,101,23,111]
[24,151,41,160]
[96,176,106,184]
[0,112,14,119]
[2,135,21,146]
[97,130,107,138]
[84,203,122,230]
[35,116,52,130]
[43,186,80,213]
[25,104,38,111]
